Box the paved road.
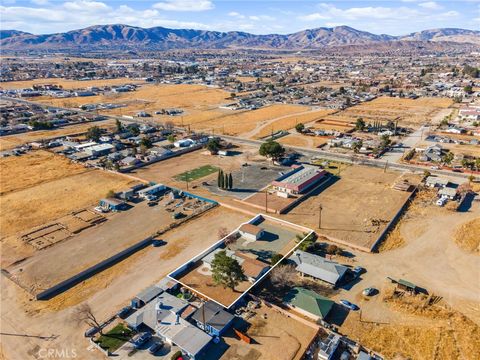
[2,96,475,181]
[219,134,474,180]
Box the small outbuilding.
[238,223,264,242]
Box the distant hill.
[400,28,480,44]
[1,24,479,51]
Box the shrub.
[171,350,183,360]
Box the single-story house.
[238,223,264,242]
[156,310,212,360]
[438,186,458,200]
[283,287,334,322]
[99,197,126,211]
[131,285,163,308]
[137,184,166,198]
[425,176,450,188]
[190,301,235,336]
[289,250,348,285]
[202,249,269,283]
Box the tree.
[325,244,343,256]
[228,173,233,190]
[259,140,285,161]
[115,119,123,133]
[217,169,224,188]
[295,123,305,133]
[442,152,454,164]
[106,189,116,198]
[464,85,473,94]
[211,250,246,291]
[296,232,316,251]
[206,138,220,154]
[423,170,431,178]
[355,117,365,131]
[224,173,229,190]
[167,134,176,143]
[126,124,140,136]
[468,174,475,184]
[86,126,101,142]
[218,227,229,240]
[270,252,283,265]
[352,140,362,154]
[140,137,152,149]
[73,303,104,335]
[379,134,391,150]
[270,264,297,290]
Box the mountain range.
[1,24,479,51]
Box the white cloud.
[249,15,275,21]
[228,11,245,19]
[419,2,443,10]
[153,0,214,12]
[0,2,210,34]
[63,1,110,12]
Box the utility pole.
[186,175,189,191]
[318,204,323,229]
[384,160,389,173]
[265,189,268,213]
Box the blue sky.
[1,0,479,35]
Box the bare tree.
[217,227,229,240]
[165,121,174,130]
[73,303,103,335]
[270,264,298,289]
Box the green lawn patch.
[174,165,219,182]
[96,323,134,352]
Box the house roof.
[283,287,334,319]
[398,279,417,289]
[240,257,269,279]
[239,223,263,236]
[126,292,189,331]
[191,301,235,331]
[289,250,348,285]
[134,285,163,304]
[156,311,212,356]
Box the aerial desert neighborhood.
[0,1,479,360]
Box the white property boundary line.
[167,213,314,309]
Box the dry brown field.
[221,304,317,360]
[191,104,310,135]
[454,217,480,254]
[0,119,117,150]
[281,166,420,250]
[0,77,144,90]
[278,133,330,148]
[0,150,87,195]
[328,96,453,128]
[252,108,334,139]
[1,156,135,237]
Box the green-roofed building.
[283,287,334,321]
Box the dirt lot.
[277,133,329,148]
[454,217,480,254]
[5,196,211,292]
[1,155,135,237]
[327,96,453,128]
[281,165,420,250]
[251,108,334,139]
[0,119,117,150]
[132,145,259,188]
[0,150,87,195]
[0,77,145,90]
[0,207,250,360]
[219,305,317,360]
